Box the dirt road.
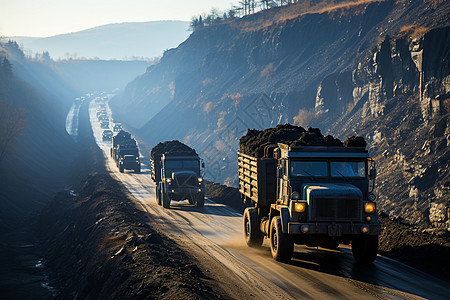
[89,98,450,300]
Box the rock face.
[113,1,450,229]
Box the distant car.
[100,120,109,129]
[113,123,122,132]
[102,130,113,141]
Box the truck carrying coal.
[151,141,204,209]
[238,124,379,264]
[110,130,140,173]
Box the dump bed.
[238,152,277,206]
[150,157,160,183]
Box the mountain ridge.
[10,20,190,60]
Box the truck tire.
[156,186,161,205]
[135,166,141,173]
[270,216,294,262]
[244,207,263,248]
[162,191,170,208]
[196,193,204,208]
[119,165,124,173]
[352,236,378,265]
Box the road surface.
[87,96,450,300]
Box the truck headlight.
[166,178,172,184]
[294,202,307,213]
[291,191,300,200]
[198,178,203,182]
[364,202,376,214]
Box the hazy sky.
[0,0,238,37]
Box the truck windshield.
[330,161,365,178]
[291,161,327,177]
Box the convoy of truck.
[93,100,380,265]
[238,142,380,264]
[110,130,140,173]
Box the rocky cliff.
[111,0,450,229]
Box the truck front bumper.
[288,222,381,236]
[120,162,139,170]
[167,187,203,194]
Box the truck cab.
[118,154,140,173]
[113,123,122,132]
[102,130,113,141]
[155,155,205,208]
[240,143,380,264]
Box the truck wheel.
[196,194,204,208]
[352,236,378,265]
[135,166,140,173]
[119,165,124,173]
[270,216,294,262]
[243,207,263,248]
[162,192,170,208]
[156,186,161,205]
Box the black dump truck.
[111,130,140,173]
[151,141,205,209]
[239,125,380,264]
[102,129,113,141]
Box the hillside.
[110,0,449,230]
[0,41,78,232]
[12,21,190,60]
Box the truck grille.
[311,198,361,221]
[173,173,197,187]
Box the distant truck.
[113,123,122,132]
[111,130,140,173]
[150,141,204,208]
[102,129,113,141]
[239,143,380,264]
[100,119,109,129]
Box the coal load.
[239,124,365,158]
[151,140,197,160]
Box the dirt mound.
[151,140,197,160]
[36,174,230,299]
[239,124,363,158]
[205,181,251,213]
[378,213,450,283]
[343,135,367,148]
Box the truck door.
[277,161,283,203]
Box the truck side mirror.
[202,162,205,169]
[369,168,376,180]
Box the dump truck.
[239,141,380,264]
[150,141,205,209]
[113,123,122,132]
[102,129,113,141]
[111,130,140,173]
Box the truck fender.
[280,207,290,234]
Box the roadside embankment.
[36,174,228,299]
